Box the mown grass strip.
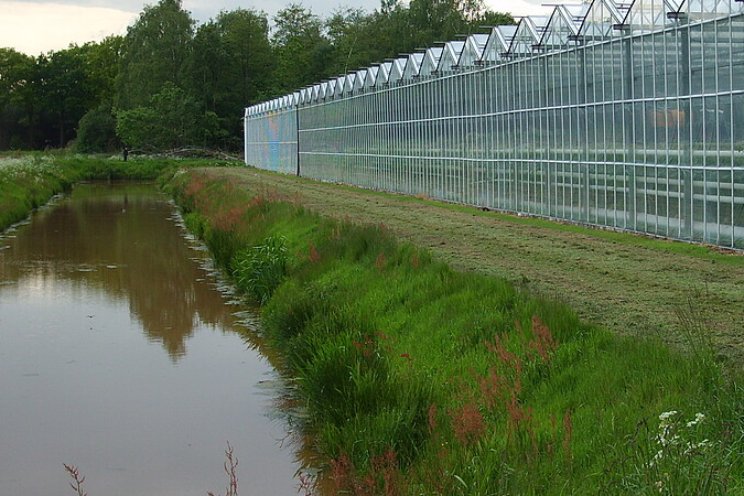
[168,169,744,495]
[248,168,744,266]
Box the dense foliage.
[0,0,514,153]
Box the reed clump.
[169,168,744,495]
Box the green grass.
[0,155,73,230]
[0,153,242,232]
[261,169,743,267]
[169,169,744,495]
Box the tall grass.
[169,169,744,494]
[0,155,72,230]
[233,236,288,304]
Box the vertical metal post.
[679,17,693,236]
[623,34,636,229]
[295,106,301,177]
[243,111,249,166]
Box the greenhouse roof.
[577,0,631,40]
[509,16,550,55]
[482,25,517,64]
[246,0,744,114]
[343,73,356,95]
[538,4,588,50]
[388,57,408,84]
[375,61,393,86]
[365,66,378,87]
[333,75,345,97]
[438,41,465,74]
[419,47,443,77]
[458,34,489,68]
[403,52,425,80]
[354,69,368,91]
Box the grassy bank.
[0,154,238,232]
[168,168,744,495]
[202,168,744,366]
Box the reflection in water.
[0,183,301,496]
[1,184,232,360]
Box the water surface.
[0,183,299,495]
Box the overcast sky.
[0,0,548,56]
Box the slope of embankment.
[200,166,744,364]
[167,165,744,495]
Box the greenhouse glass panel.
[245,0,744,249]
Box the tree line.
[0,0,513,153]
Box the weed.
[616,409,732,494]
[233,236,288,304]
[451,402,486,446]
[308,242,321,263]
[208,442,239,496]
[676,289,717,367]
[63,464,87,496]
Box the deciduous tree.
[116,0,195,110]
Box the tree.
[216,9,273,104]
[0,48,35,149]
[37,47,93,147]
[326,8,381,75]
[272,5,333,93]
[116,82,218,151]
[478,10,516,28]
[79,36,123,108]
[75,105,118,152]
[186,9,272,148]
[321,0,513,73]
[116,0,194,110]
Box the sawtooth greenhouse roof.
[247,0,743,115]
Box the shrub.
[75,105,119,153]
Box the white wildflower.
[686,412,705,428]
[658,410,678,422]
[684,439,710,455]
[649,449,665,467]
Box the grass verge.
[168,168,744,495]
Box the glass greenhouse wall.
[243,102,298,175]
[244,0,744,249]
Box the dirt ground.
[202,167,744,365]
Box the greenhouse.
[244,0,744,249]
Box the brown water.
[0,183,301,495]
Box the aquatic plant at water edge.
[232,235,288,304]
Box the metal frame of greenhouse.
[244,0,744,249]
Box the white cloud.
[0,1,137,55]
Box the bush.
[75,105,119,153]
